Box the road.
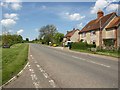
[4,43,118,88]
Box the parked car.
[2,45,10,48]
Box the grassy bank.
[71,49,119,58]
[2,43,29,84]
[0,47,2,86]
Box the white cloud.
[76,23,83,29]
[11,3,22,10]
[106,4,119,12]
[1,19,16,27]
[91,0,108,14]
[64,12,85,21]
[17,29,24,35]
[1,0,22,11]
[0,2,9,8]
[4,0,21,3]
[90,0,118,14]
[41,5,46,9]
[4,13,19,20]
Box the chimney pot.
[97,9,104,18]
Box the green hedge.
[71,42,96,50]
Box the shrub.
[87,44,96,48]
[71,42,96,50]
[71,42,88,50]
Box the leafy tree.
[53,33,64,45]
[26,38,29,42]
[2,34,23,46]
[39,24,57,44]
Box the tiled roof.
[79,12,116,33]
[106,16,120,29]
[65,29,79,38]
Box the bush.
[71,42,96,50]
[71,42,88,50]
[87,44,96,48]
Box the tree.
[53,33,64,45]
[2,34,23,46]
[39,24,57,44]
[26,38,29,42]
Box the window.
[82,33,86,37]
[90,31,96,36]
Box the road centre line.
[72,56,110,68]
[53,50,111,68]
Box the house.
[63,28,80,46]
[79,10,120,49]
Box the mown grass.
[71,49,119,58]
[2,43,29,84]
[0,47,2,86]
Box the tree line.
[39,24,64,46]
[1,34,23,46]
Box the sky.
[0,0,120,40]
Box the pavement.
[3,43,118,88]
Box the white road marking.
[33,82,39,89]
[87,60,110,68]
[72,56,86,61]
[28,64,31,67]
[49,80,56,88]
[36,64,40,68]
[29,69,32,71]
[72,56,110,68]
[31,74,37,81]
[39,68,44,72]
[43,73,48,78]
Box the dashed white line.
[72,56,110,68]
[36,64,40,68]
[43,73,49,78]
[39,68,44,72]
[49,80,56,88]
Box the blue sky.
[1,1,120,40]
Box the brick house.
[63,28,80,46]
[79,10,120,49]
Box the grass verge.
[2,43,29,84]
[0,47,2,86]
[71,49,119,58]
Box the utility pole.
[99,18,102,49]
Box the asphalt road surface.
[4,43,118,88]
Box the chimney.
[73,28,75,30]
[67,31,69,33]
[97,9,104,18]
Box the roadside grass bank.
[71,49,120,58]
[0,47,2,86]
[2,43,29,84]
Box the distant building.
[63,28,80,46]
[79,10,120,49]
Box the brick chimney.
[97,9,104,18]
[73,28,75,30]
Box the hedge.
[71,42,96,50]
